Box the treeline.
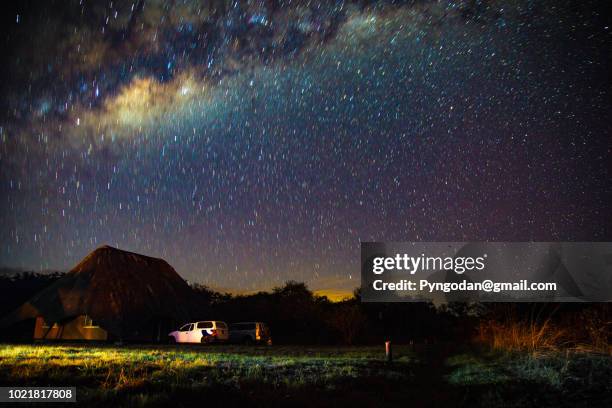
[180,282,612,347]
[0,271,64,319]
[192,281,478,345]
[0,273,608,347]
[0,273,475,344]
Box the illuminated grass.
[0,344,416,404]
[3,344,608,407]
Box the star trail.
[0,0,610,297]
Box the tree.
[328,303,366,345]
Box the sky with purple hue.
[0,0,610,297]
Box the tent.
[0,245,200,342]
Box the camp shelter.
[0,245,200,342]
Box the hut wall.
[34,315,108,341]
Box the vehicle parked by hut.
[229,322,272,345]
[168,320,229,344]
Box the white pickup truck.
[168,321,229,344]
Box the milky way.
[1,1,610,297]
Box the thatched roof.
[1,245,198,338]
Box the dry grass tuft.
[478,305,611,355]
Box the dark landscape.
[1,268,610,407]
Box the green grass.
[0,344,417,407]
[1,344,610,407]
[445,349,612,407]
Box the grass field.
[0,343,610,407]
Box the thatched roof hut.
[1,245,200,341]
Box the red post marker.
[385,340,392,363]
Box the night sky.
[0,0,610,298]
